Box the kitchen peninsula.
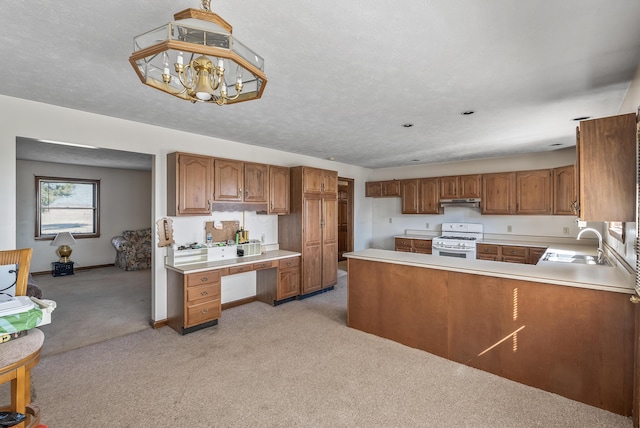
[345,248,635,415]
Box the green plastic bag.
[0,307,43,333]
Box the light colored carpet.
[29,275,632,427]
[33,266,151,356]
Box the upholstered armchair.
[112,228,152,271]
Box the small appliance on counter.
[431,223,483,259]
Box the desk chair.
[0,248,42,428]
[0,249,33,297]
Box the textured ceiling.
[5,1,640,169]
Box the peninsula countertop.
[165,250,301,274]
[345,247,635,295]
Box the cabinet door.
[395,238,413,252]
[214,159,243,201]
[573,127,581,216]
[418,177,440,214]
[244,162,268,203]
[169,152,214,216]
[459,174,481,198]
[516,169,551,215]
[401,179,419,214]
[365,181,382,197]
[482,172,516,214]
[440,176,458,199]
[278,267,300,300]
[269,166,290,214]
[528,247,547,265]
[323,170,338,195]
[552,165,575,215]
[413,239,432,254]
[381,180,401,197]
[322,197,338,288]
[578,113,636,222]
[302,197,323,294]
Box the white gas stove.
[432,223,483,259]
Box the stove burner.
[439,236,477,241]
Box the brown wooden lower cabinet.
[394,237,432,254]
[347,258,634,415]
[477,243,546,264]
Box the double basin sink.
[542,252,613,267]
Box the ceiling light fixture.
[129,0,267,105]
[461,111,475,115]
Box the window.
[608,221,625,243]
[35,176,100,240]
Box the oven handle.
[432,245,476,252]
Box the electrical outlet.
[507,225,512,233]
[563,227,570,235]
[425,222,429,229]
[389,218,392,223]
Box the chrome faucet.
[576,227,603,262]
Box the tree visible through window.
[35,176,100,239]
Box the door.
[323,196,338,288]
[338,177,354,262]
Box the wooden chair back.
[0,248,33,297]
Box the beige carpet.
[29,275,632,427]
[33,266,151,356]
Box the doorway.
[338,177,354,261]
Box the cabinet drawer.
[253,261,275,270]
[502,255,527,264]
[186,299,221,327]
[477,244,499,255]
[413,240,432,249]
[229,265,252,275]
[279,257,300,269]
[186,283,220,304]
[502,246,527,257]
[186,270,220,287]
[395,238,413,247]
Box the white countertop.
[165,250,301,274]
[345,247,635,295]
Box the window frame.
[607,221,625,244]
[35,176,101,240]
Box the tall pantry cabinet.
[278,167,338,297]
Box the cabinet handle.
[201,291,208,296]
[201,308,209,314]
[200,277,208,282]
[287,262,292,266]
[207,199,211,210]
[246,189,249,197]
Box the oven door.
[432,246,476,259]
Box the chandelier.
[129,0,266,105]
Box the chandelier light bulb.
[177,51,184,66]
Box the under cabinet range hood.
[439,198,481,208]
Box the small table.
[0,328,44,428]
[52,261,74,277]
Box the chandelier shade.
[129,7,266,105]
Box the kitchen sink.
[542,252,613,266]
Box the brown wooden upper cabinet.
[515,169,551,215]
[214,159,268,203]
[167,152,214,216]
[482,170,553,215]
[401,178,440,214]
[302,167,338,195]
[365,180,401,197]
[576,113,636,222]
[552,165,575,215]
[439,174,481,199]
[267,165,290,215]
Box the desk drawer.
[253,261,275,270]
[186,283,220,304]
[186,299,220,327]
[279,257,299,269]
[229,265,252,275]
[186,270,220,287]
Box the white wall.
[0,94,373,323]
[16,160,152,272]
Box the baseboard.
[32,263,116,276]
[222,296,257,310]
[150,319,168,329]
